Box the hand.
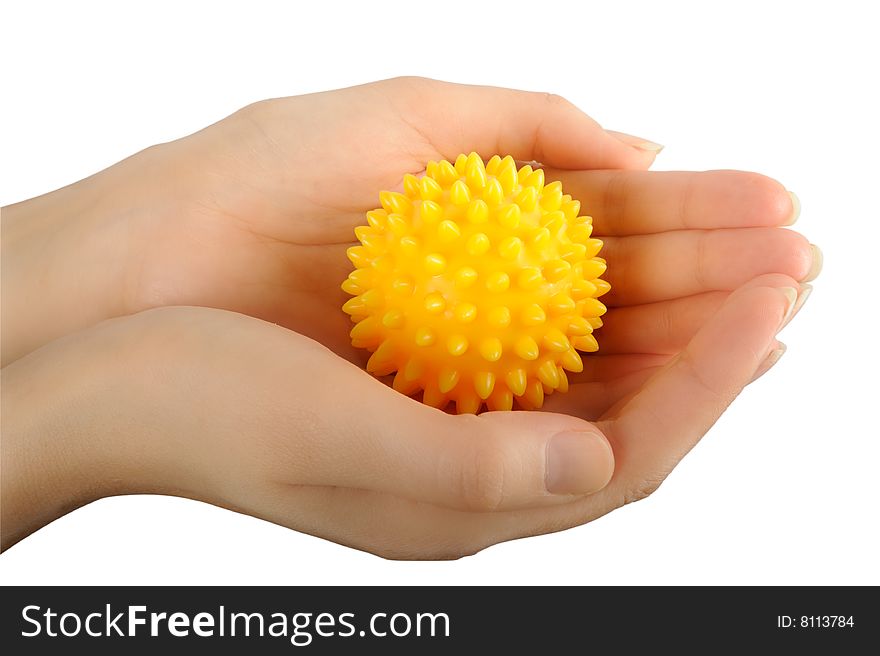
[1,279,796,559]
[2,77,659,365]
[3,77,817,393]
[1,77,819,558]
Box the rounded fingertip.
[545,430,614,496]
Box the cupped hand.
[2,276,797,559]
[127,76,817,414]
[2,77,819,558]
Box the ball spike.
[497,160,518,193]
[403,358,424,381]
[419,176,443,201]
[450,179,471,205]
[505,368,528,396]
[438,367,461,393]
[454,266,478,288]
[393,369,420,395]
[447,334,469,356]
[436,160,459,186]
[498,203,521,229]
[514,336,540,361]
[498,236,523,259]
[484,178,504,205]
[466,233,491,256]
[424,292,446,314]
[487,386,514,411]
[479,337,503,362]
[485,271,510,293]
[454,302,478,323]
[561,349,585,372]
[474,371,496,400]
[542,328,570,352]
[366,209,388,230]
[522,379,544,408]
[485,155,503,175]
[465,152,487,190]
[422,383,448,409]
[456,393,482,415]
[424,253,447,275]
[403,173,420,198]
[466,198,489,223]
[572,334,599,352]
[379,191,411,215]
[414,326,436,347]
[537,360,561,389]
[520,304,546,326]
[437,219,461,243]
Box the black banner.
[0,586,875,653]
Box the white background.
[2,0,878,585]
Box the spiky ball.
[342,152,609,414]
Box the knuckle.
[536,91,572,110]
[385,75,433,94]
[451,429,507,512]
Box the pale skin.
[0,77,819,559]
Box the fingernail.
[607,130,664,153]
[778,287,798,328]
[545,431,614,495]
[750,342,787,383]
[804,244,823,282]
[784,191,801,226]
[781,283,812,330]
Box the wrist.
[0,144,179,366]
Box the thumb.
[296,359,615,512]
[392,77,660,170]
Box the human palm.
[132,77,811,419]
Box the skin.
[0,77,819,559]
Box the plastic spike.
[403,173,420,198]
[420,176,443,201]
[484,178,504,205]
[485,155,502,175]
[450,179,471,205]
[505,369,528,396]
[485,271,510,293]
[514,336,540,361]
[479,337,503,362]
[447,334,469,356]
[474,371,496,400]
[438,367,461,393]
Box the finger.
[545,170,798,236]
[567,353,672,384]
[601,227,813,306]
[395,77,657,170]
[289,352,615,512]
[542,368,661,422]
[605,273,798,485]
[597,292,727,354]
[274,482,609,560]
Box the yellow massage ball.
[342,152,609,414]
